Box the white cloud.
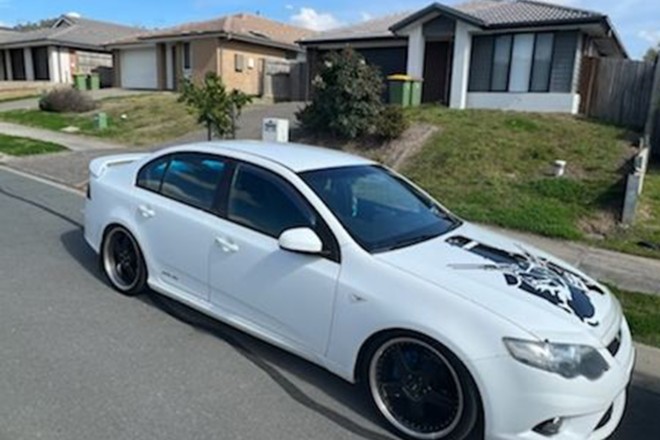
[285,4,294,10]
[290,7,342,31]
[638,30,660,45]
[360,12,372,22]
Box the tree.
[644,46,659,63]
[14,18,58,31]
[297,48,385,139]
[178,72,252,140]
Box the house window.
[235,54,245,72]
[468,31,578,93]
[508,33,534,92]
[530,33,554,92]
[183,42,192,70]
[491,35,512,92]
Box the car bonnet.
[374,222,620,346]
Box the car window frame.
[225,161,341,263]
[135,153,341,263]
[135,152,234,216]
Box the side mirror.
[278,227,323,255]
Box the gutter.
[298,35,407,47]
[0,38,110,53]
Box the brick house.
[108,14,314,96]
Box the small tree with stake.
[178,72,252,141]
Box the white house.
[300,0,627,114]
[0,14,143,86]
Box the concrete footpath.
[0,122,125,152]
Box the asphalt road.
[0,167,658,440]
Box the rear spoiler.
[89,153,147,178]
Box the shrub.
[39,88,97,113]
[297,48,384,139]
[376,105,409,140]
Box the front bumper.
[473,318,635,440]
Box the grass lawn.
[0,134,66,156]
[404,106,660,258]
[0,93,199,147]
[610,285,660,348]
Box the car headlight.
[503,338,609,380]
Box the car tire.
[363,332,480,440]
[101,225,147,296]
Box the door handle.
[138,204,155,218]
[215,236,239,253]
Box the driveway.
[157,101,305,147]
[1,168,660,440]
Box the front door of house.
[423,41,451,105]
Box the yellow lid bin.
[410,77,423,107]
[387,74,423,107]
[387,74,413,107]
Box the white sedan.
[84,141,634,440]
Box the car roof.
[161,140,376,173]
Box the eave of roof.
[299,35,407,46]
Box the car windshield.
[300,165,460,253]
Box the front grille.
[607,329,622,357]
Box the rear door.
[134,153,230,301]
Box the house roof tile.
[113,13,315,50]
[457,0,602,28]
[0,15,144,48]
[301,0,606,44]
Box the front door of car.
[209,163,341,356]
[134,153,230,302]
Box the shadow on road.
[60,228,106,283]
[611,383,660,439]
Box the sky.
[0,0,657,59]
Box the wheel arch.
[354,328,475,384]
[100,219,151,273]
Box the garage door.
[120,48,157,89]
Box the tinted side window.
[228,165,315,238]
[160,154,226,210]
[137,157,169,192]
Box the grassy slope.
[0,93,199,147]
[404,106,660,260]
[0,134,65,156]
[610,285,660,348]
